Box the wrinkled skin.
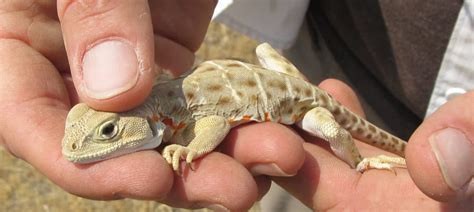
[0,1,471,211]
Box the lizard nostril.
[71,143,77,150]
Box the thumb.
[406,91,474,204]
[58,0,155,111]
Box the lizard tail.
[329,101,407,157]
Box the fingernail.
[82,40,139,99]
[429,128,474,190]
[205,204,230,212]
[250,163,294,176]
[196,202,229,212]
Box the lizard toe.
[162,144,182,167]
[172,147,185,171]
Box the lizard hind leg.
[297,107,407,172]
[297,107,363,168]
[256,43,307,80]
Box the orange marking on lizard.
[172,122,187,135]
[152,114,160,122]
[264,112,271,121]
[162,116,186,131]
[162,117,173,126]
[175,122,186,130]
[292,114,304,122]
[242,115,252,121]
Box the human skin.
[267,80,473,211]
[0,1,471,211]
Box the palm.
[274,140,424,210]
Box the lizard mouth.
[145,117,165,147]
[147,117,158,137]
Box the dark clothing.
[307,0,463,139]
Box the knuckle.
[58,0,118,22]
[0,1,37,40]
[0,0,33,11]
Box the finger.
[0,1,68,72]
[57,0,155,111]
[215,80,361,208]
[163,153,264,211]
[318,79,392,156]
[273,79,465,210]
[153,35,195,77]
[270,79,388,208]
[221,122,306,177]
[407,91,474,203]
[0,39,70,157]
[277,141,449,210]
[318,79,365,116]
[273,142,359,209]
[149,0,216,76]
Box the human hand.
[0,1,290,211]
[264,79,472,210]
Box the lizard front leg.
[162,115,231,171]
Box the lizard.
[62,43,406,172]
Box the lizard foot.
[162,144,198,171]
[356,155,406,173]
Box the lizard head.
[62,103,165,163]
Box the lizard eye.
[99,121,118,140]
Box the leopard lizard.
[62,43,406,172]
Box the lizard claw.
[186,150,197,170]
[187,161,196,171]
[162,144,198,171]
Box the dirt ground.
[0,22,260,212]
